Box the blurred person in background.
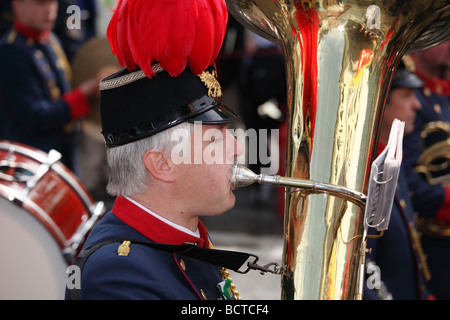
[0,0,102,171]
[364,59,434,300]
[403,40,450,300]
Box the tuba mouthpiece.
[230,164,260,189]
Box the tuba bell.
[226,0,450,299]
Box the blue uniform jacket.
[364,169,430,300]
[66,197,229,300]
[403,87,450,218]
[0,26,75,168]
[403,85,450,300]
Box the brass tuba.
[226,0,450,299]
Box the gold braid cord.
[409,222,432,282]
[209,242,242,300]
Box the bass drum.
[0,140,105,299]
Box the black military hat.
[99,64,239,148]
[391,56,423,89]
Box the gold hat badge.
[198,69,223,98]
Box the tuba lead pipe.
[231,164,366,208]
[226,0,450,300]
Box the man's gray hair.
[106,122,193,196]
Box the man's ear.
[143,150,176,182]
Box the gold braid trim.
[49,35,72,83]
[219,267,242,300]
[209,242,242,300]
[409,222,432,282]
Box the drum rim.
[0,140,97,251]
[0,140,94,211]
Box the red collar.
[112,196,210,248]
[416,70,450,96]
[14,20,51,43]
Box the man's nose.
[412,95,422,110]
[227,130,244,159]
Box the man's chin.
[220,194,237,215]
[42,22,55,31]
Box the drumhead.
[0,197,67,300]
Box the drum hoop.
[0,141,96,250]
[0,141,94,212]
[0,160,36,182]
[0,141,48,163]
[0,184,68,248]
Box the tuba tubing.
[231,164,366,208]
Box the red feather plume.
[107,0,228,78]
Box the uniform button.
[34,49,43,59]
[399,199,407,209]
[51,86,60,100]
[433,103,442,114]
[180,259,186,270]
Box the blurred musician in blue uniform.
[403,40,450,300]
[0,0,101,171]
[65,0,247,300]
[364,59,433,299]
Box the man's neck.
[14,20,50,43]
[112,196,209,247]
[128,192,200,233]
[124,195,200,237]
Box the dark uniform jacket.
[0,21,89,170]
[67,196,231,300]
[402,75,450,300]
[403,84,450,221]
[364,164,431,300]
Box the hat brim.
[189,103,239,124]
